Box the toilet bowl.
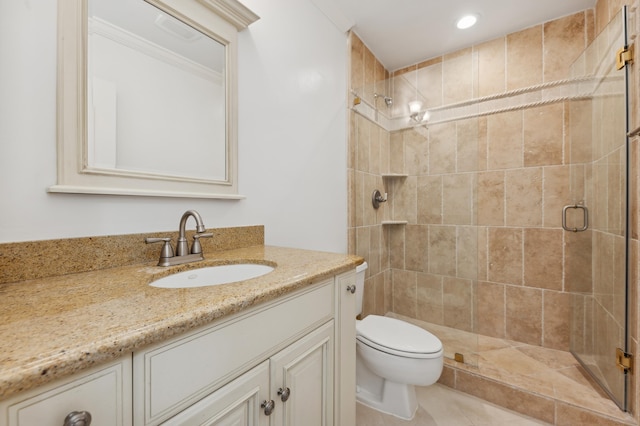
[354,262,443,420]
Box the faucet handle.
[145,237,175,260]
[191,233,213,255]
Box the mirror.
[50,0,258,198]
[88,0,227,181]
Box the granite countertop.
[0,245,362,400]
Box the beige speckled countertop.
[0,245,362,400]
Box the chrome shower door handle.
[562,204,589,232]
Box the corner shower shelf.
[381,220,408,225]
[381,173,408,178]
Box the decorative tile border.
[352,75,623,132]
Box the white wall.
[0,0,348,253]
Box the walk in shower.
[349,5,632,417]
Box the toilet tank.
[355,262,368,316]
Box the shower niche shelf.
[379,174,407,225]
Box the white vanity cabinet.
[133,278,342,425]
[0,268,357,426]
[0,357,133,426]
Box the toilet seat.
[356,315,442,359]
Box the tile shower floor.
[359,313,636,425]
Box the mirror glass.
[87,0,227,181]
[51,0,257,198]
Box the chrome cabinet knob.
[346,285,356,294]
[278,387,291,402]
[261,399,275,416]
[63,411,92,426]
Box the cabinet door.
[270,321,334,426]
[161,361,270,426]
[334,270,356,426]
[0,357,132,426]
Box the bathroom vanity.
[0,244,360,426]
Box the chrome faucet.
[145,210,212,266]
[176,210,206,256]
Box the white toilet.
[354,262,444,420]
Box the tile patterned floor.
[359,313,637,425]
[356,384,551,425]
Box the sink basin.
[150,264,275,288]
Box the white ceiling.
[313,0,597,71]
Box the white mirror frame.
[49,0,258,199]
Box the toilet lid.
[356,315,442,356]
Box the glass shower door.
[567,7,629,410]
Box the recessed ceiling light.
[456,14,478,30]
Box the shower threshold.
[386,313,635,425]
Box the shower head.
[374,93,393,107]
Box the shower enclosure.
[349,5,632,411]
[567,7,631,410]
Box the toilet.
[354,262,443,420]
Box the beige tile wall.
[382,10,595,350]
[349,33,392,317]
[349,0,639,417]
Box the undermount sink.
[150,264,275,288]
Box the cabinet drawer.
[135,279,334,425]
[0,356,132,426]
